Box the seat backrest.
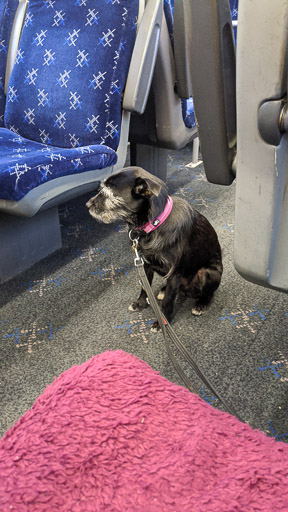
[0,0,18,126]
[185,0,236,185]
[4,0,139,150]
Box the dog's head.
[86,167,168,225]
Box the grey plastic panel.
[173,0,193,99]
[150,15,197,149]
[188,0,236,185]
[0,207,61,282]
[123,0,163,114]
[130,144,168,182]
[234,0,288,292]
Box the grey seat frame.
[234,0,288,292]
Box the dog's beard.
[88,207,126,224]
[87,185,129,224]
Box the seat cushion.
[4,0,139,150]
[0,0,18,125]
[1,350,288,511]
[0,127,117,201]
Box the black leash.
[129,232,243,421]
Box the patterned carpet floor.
[1,143,288,440]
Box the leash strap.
[130,233,243,421]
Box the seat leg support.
[130,143,168,182]
[0,207,62,283]
[192,136,200,164]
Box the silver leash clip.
[129,230,144,267]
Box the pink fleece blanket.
[1,350,288,511]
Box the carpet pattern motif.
[1,144,288,440]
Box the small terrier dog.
[86,166,223,330]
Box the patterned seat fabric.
[229,0,238,42]
[0,127,117,201]
[163,0,196,130]
[0,0,19,126]
[181,97,195,130]
[0,0,138,201]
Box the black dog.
[86,166,223,330]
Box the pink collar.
[136,195,173,234]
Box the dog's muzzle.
[86,201,118,224]
[86,199,101,220]
[86,198,94,209]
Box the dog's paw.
[128,301,147,312]
[191,304,207,316]
[128,302,140,312]
[157,290,165,301]
[150,321,161,332]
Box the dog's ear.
[132,177,161,199]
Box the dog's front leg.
[152,275,179,331]
[128,265,154,312]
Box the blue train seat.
[0,0,163,281]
